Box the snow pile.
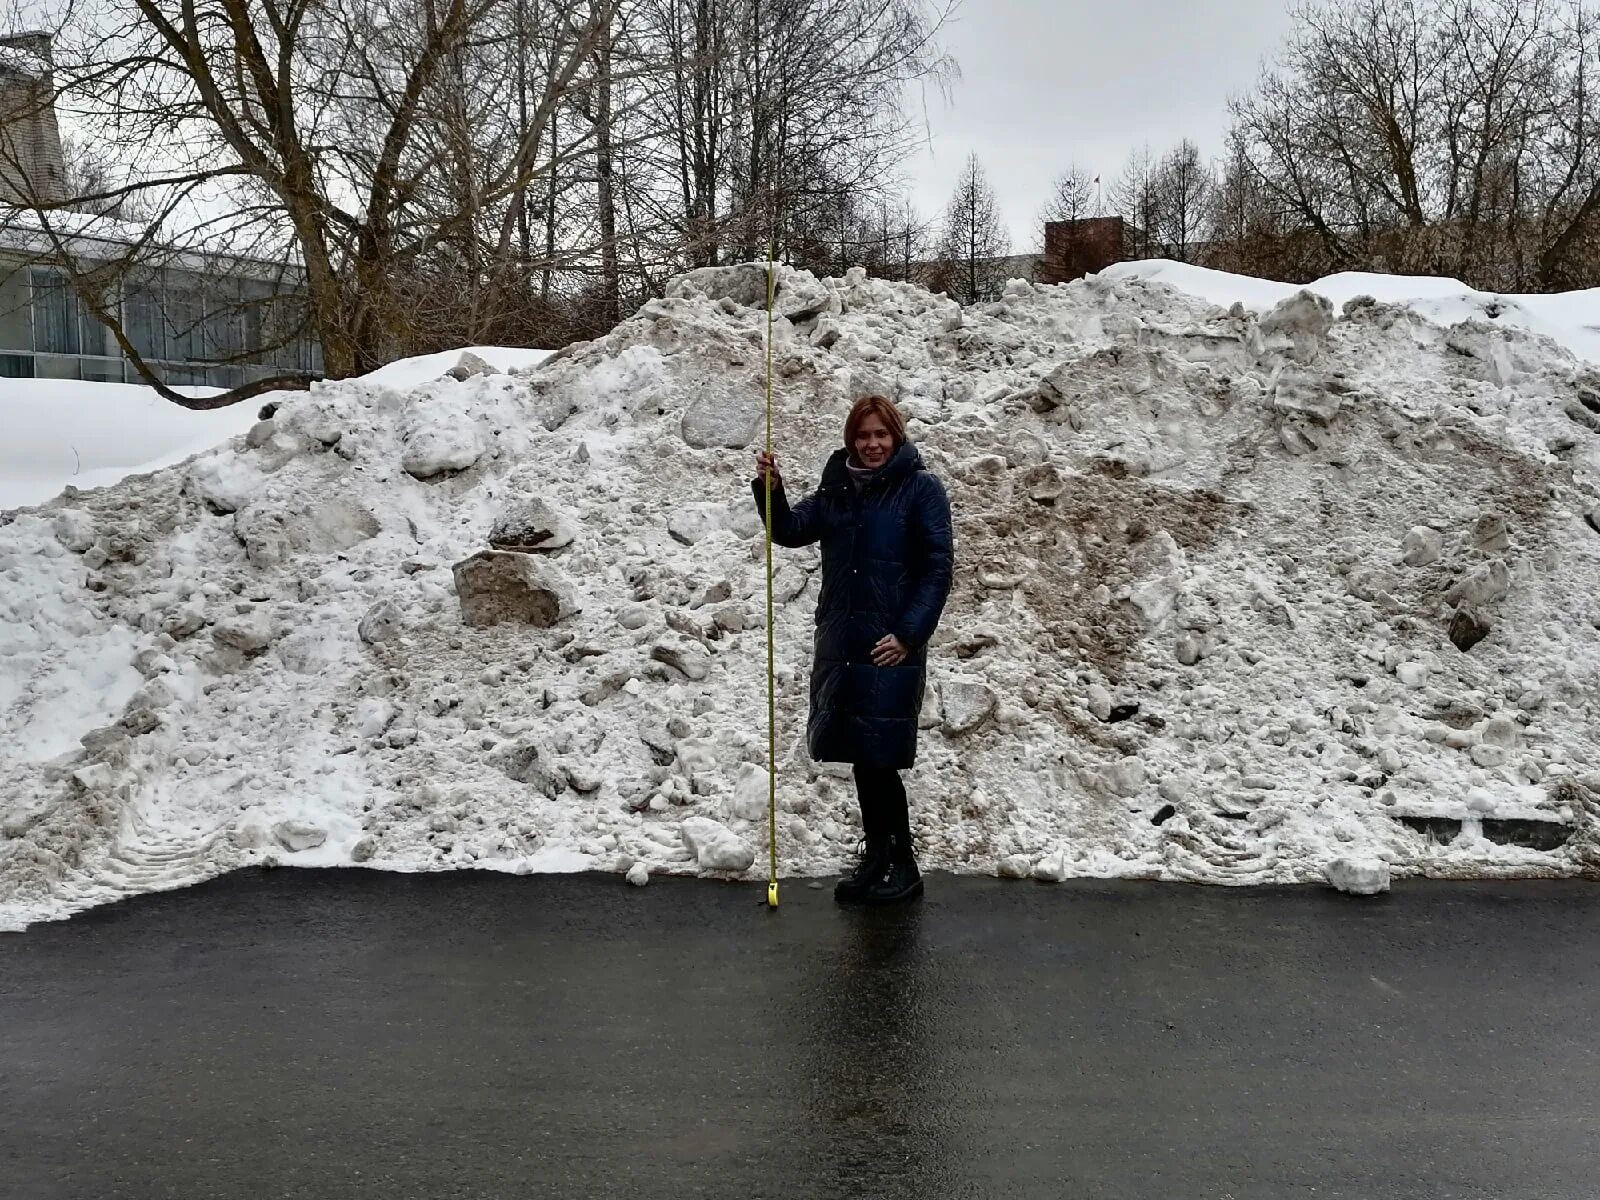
[1106,260,1600,364]
[0,348,555,512]
[3,263,1600,928]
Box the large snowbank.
[3,265,1600,929]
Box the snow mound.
[1105,260,1600,364]
[4,265,1600,929]
[0,347,555,514]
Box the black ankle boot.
[834,835,891,903]
[861,836,923,904]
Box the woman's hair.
[844,394,907,449]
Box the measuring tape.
[763,249,779,910]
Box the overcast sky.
[901,0,1301,250]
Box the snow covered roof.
[0,205,304,282]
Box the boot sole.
[834,881,869,903]
[860,877,924,905]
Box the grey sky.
[902,0,1300,250]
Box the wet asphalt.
[4,869,1600,1200]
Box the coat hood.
[821,441,924,490]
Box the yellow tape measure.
[764,249,779,910]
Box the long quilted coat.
[752,442,954,769]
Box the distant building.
[0,32,318,386]
[1037,217,1129,285]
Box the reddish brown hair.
[843,394,907,450]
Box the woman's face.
[853,413,895,469]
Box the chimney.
[0,31,66,206]
[0,31,53,65]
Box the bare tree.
[20,0,620,406]
[1040,163,1094,230]
[1221,0,1600,290]
[1110,145,1162,259]
[937,151,1009,304]
[1152,140,1213,262]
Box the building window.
[30,268,79,354]
[124,280,164,361]
[165,286,204,361]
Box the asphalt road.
[4,869,1600,1200]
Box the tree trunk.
[593,1,618,324]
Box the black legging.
[852,765,912,857]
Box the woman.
[752,395,954,904]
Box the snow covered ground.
[0,379,237,511]
[2,264,1599,929]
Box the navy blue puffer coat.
[752,442,954,769]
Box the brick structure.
[0,31,65,205]
[1037,217,1127,285]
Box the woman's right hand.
[754,450,781,486]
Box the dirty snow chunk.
[351,836,378,862]
[1445,560,1510,609]
[1104,757,1146,798]
[1401,526,1443,566]
[489,497,576,552]
[1032,852,1069,883]
[213,612,274,654]
[669,502,751,545]
[773,564,808,604]
[273,820,327,853]
[355,698,397,739]
[1395,661,1428,687]
[617,603,653,631]
[491,735,565,796]
[188,452,265,513]
[1259,290,1334,359]
[235,499,380,566]
[940,680,996,736]
[358,600,404,645]
[681,816,755,872]
[1473,512,1511,554]
[53,509,95,553]
[681,387,763,449]
[651,638,711,681]
[626,862,650,886]
[453,551,577,628]
[401,415,484,478]
[1470,744,1508,767]
[1271,370,1345,422]
[446,350,497,381]
[730,763,770,822]
[1325,857,1391,896]
[1176,632,1205,665]
[998,853,1031,879]
[1086,684,1113,721]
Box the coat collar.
[820,441,923,491]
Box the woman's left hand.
[871,634,909,667]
